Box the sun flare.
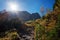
[7,2,19,12]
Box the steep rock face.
[31,13,40,20]
[18,11,32,21]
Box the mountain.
[17,11,32,22]
[0,11,35,40]
[31,13,40,20]
[0,10,9,21]
[6,11,41,22]
[17,11,41,22]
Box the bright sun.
[7,2,19,12]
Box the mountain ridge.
[0,10,41,22]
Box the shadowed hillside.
[0,11,35,40]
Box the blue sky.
[0,0,55,16]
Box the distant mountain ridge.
[0,10,41,22]
[32,13,40,20]
[17,11,41,21]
